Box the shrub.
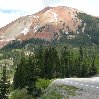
[36,78,51,90]
[9,88,32,99]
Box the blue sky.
[0,0,98,27]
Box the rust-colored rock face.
[0,6,83,48]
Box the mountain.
[0,6,99,49]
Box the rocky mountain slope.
[0,6,99,48]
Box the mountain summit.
[0,6,99,48]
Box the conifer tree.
[78,46,84,77]
[36,46,44,78]
[0,63,10,99]
[13,53,27,89]
[81,60,88,77]
[61,46,70,77]
[50,47,60,78]
[89,59,97,76]
[26,54,39,96]
[43,47,51,79]
[69,52,74,77]
[43,47,60,79]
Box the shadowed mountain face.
[0,6,99,48]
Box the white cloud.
[0,0,45,27]
[0,0,44,13]
[0,11,23,27]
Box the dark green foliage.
[26,54,39,96]
[35,46,97,78]
[61,46,70,77]
[36,78,51,90]
[43,47,60,79]
[13,52,39,97]
[13,52,27,89]
[2,38,50,50]
[78,13,99,45]
[12,45,97,98]
[75,47,89,77]
[0,64,10,99]
[35,46,44,78]
[89,59,97,76]
[9,88,33,99]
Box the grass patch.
[41,91,64,99]
[95,56,99,73]
[40,82,80,99]
[56,84,79,96]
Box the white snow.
[33,15,39,18]
[20,27,29,35]
[0,39,4,41]
[77,31,79,34]
[33,15,37,18]
[71,8,74,12]
[82,23,86,33]
[0,38,15,42]
[34,25,39,32]
[0,46,3,48]
[6,38,15,41]
[70,12,78,20]
[53,12,58,24]
[37,16,39,18]
[80,20,82,23]
[7,39,11,41]
[0,36,4,39]
[45,9,58,25]
[65,32,68,34]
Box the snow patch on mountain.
[82,23,86,33]
[70,12,78,20]
[34,25,39,32]
[33,15,39,18]
[45,9,58,25]
[20,27,30,35]
[80,20,82,23]
[6,38,15,41]
[65,32,69,35]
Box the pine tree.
[13,52,39,96]
[74,57,79,77]
[89,59,97,76]
[0,63,10,99]
[81,60,88,77]
[50,47,60,78]
[69,52,74,77]
[78,46,84,77]
[36,46,44,78]
[26,54,39,96]
[43,47,60,79]
[13,53,27,89]
[77,46,89,77]
[61,46,70,77]
[43,47,51,79]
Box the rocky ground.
[41,78,99,99]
